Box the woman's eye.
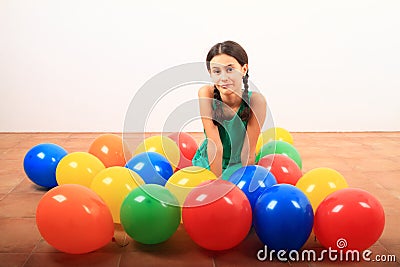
[213,70,220,74]
[227,67,233,72]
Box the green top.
[192,90,252,180]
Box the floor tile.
[386,244,400,264]
[213,230,290,266]
[120,251,213,267]
[61,140,94,153]
[33,236,127,254]
[0,148,30,161]
[0,218,41,253]
[0,173,24,195]
[123,225,202,253]
[337,170,372,187]
[352,158,399,172]
[32,239,60,253]
[66,133,99,139]
[0,134,29,149]
[121,225,213,266]
[28,133,72,139]
[0,253,30,267]
[0,193,43,218]
[0,160,27,177]
[341,132,399,138]
[363,171,400,192]
[14,139,70,150]
[10,177,49,195]
[302,234,323,249]
[24,252,121,267]
[379,220,400,246]
[300,156,354,173]
[0,140,20,149]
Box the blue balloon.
[126,152,173,186]
[23,143,68,188]
[253,184,313,251]
[228,165,277,209]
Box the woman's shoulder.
[249,91,266,107]
[198,85,214,98]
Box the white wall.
[1,0,399,132]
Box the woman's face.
[209,54,248,96]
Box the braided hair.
[206,41,251,125]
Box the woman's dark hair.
[206,40,250,125]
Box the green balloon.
[120,184,181,244]
[256,140,302,169]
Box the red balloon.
[182,180,252,251]
[88,134,130,167]
[258,154,302,185]
[168,132,199,170]
[314,188,385,251]
[36,184,114,254]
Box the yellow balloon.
[165,166,217,207]
[134,135,180,170]
[296,167,348,213]
[256,127,294,154]
[56,152,105,188]
[90,166,145,223]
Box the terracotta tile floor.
[0,132,399,266]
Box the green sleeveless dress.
[192,91,252,180]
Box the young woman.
[192,41,267,179]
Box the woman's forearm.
[207,142,223,178]
[241,148,256,166]
[241,134,256,166]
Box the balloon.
[168,132,199,170]
[36,184,114,254]
[256,140,302,169]
[258,154,302,185]
[256,127,294,154]
[182,180,252,251]
[296,167,348,212]
[134,135,180,170]
[314,188,385,251]
[90,166,145,223]
[23,143,67,188]
[228,165,277,209]
[120,184,181,244]
[56,152,105,188]
[125,152,173,186]
[88,134,130,167]
[165,166,217,207]
[253,184,314,251]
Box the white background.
[1,0,399,132]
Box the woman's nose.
[220,71,228,81]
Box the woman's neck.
[221,91,243,110]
